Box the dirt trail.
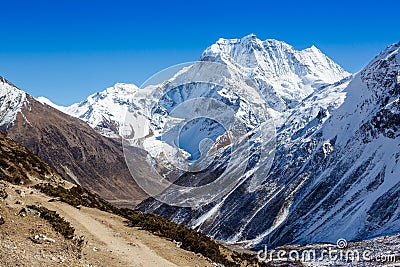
[47,201,176,266]
[27,193,213,267]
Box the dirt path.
[27,193,213,267]
[48,201,177,266]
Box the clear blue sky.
[0,0,399,105]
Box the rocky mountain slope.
[0,131,63,185]
[0,78,150,207]
[37,35,351,209]
[3,34,399,254]
[138,42,400,249]
[0,134,273,267]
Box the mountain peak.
[140,41,400,249]
[302,44,321,53]
[214,35,292,52]
[104,83,139,94]
[0,76,27,128]
[216,33,258,44]
[56,83,140,138]
[203,34,349,76]
[241,33,260,42]
[263,38,293,48]
[200,35,350,115]
[50,35,351,138]
[0,76,17,88]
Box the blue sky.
[0,0,399,105]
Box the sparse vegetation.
[34,183,273,266]
[27,205,75,239]
[0,132,58,184]
[0,133,275,265]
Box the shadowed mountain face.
[0,79,152,207]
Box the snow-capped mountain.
[26,35,400,250]
[0,78,150,206]
[201,34,349,113]
[38,83,139,138]
[138,42,400,248]
[48,34,350,137]
[0,77,27,129]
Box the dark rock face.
[138,43,400,248]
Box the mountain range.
[136,37,400,249]
[0,77,154,207]
[39,34,349,136]
[1,34,399,251]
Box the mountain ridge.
[0,79,150,207]
[42,35,350,137]
[136,41,400,249]
[2,36,399,252]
